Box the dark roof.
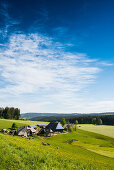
[46,122,64,132]
[38,128,46,135]
[17,126,26,133]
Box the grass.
[78,124,114,138]
[0,119,48,130]
[0,119,25,130]
[46,129,114,158]
[0,130,114,170]
[0,119,114,169]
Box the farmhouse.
[17,125,37,137]
[38,122,64,136]
[17,126,28,137]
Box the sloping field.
[0,130,114,170]
[0,119,114,169]
[78,124,114,138]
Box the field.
[0,119,48,130]
[0,119,114,169]
[78,124,114,138]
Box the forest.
[0,107,20,120]
[68,115,114,125]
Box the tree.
[92,118,97,125]
[68,124,73,132]
[97,118,103,125]
[3,107,10,119]
[0,107,20,120]
[60,118,66,126]
[75,120,78,131]
[14,108,20,120]
[11,123,17,130]
[10,107,15,119]
[0,108,4,118]
[75,120,78,125]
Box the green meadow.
[0,119,114,169]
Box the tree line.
[0,107,20,120]
[68,115,114,125]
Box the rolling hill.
[20,112,114,124]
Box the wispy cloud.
[0,1,20,39]
[0,32,101,112]
[98,62,114,66]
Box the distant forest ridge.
[21,112,114,125]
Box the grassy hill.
[0,119,114,169]
[28,113,114,125]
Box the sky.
[0,0,114,113]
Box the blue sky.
[0,0,114,113]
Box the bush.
[11,123,17,130]
[68,125,73,132]
[97,118,103,125]
[92,118,97,125]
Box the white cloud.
[79,100,114,113]
[0,32,102,112]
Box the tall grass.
[0,130,114,169]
